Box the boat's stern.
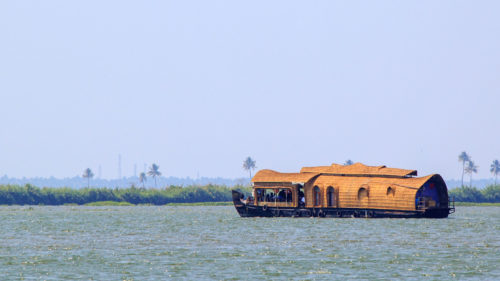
[416,175,455,218]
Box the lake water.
[0,206,498,280]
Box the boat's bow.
[232,190,251,217]
[232,190,244,207]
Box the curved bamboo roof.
[300,162,417,177]
[312,173,436,191]
[251,162,447,211]
[309,173,446,210]
[251,169,320,184]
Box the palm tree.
[344,159,354,166]
[139,172,147,189]
[82,168,94,188]
[458,151,470,187]
[464,160,478,188]
[490,160,500,186]
[243,157,256,181]
[148,163,161,188]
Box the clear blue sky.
[1,1,499,180]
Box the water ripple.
[0,206,499,280]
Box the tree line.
[82,163,162,188]
[448,185,500,203]
[4,155,498,205]
[1,183,499,205]
[0,184,251,206]
[81,158,255,188]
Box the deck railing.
[256,200,295,208]
[416,197,455,214]
[449,197,455,214]
[416,197,426,211]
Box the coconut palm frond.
[148,164,161,188]
[458,151,470,163]
[82,168,94,179]
[243,157,257,182]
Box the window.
[387,186,395,197]
[327,186,335,207]
[358,187,369,200]
[256,188,293,203]
[314,186,321,206]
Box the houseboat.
[232,162,455,218]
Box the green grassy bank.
[0,184,251,206]
[454,202,500,207]
[81,201,233,206]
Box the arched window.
[327,186,335,207]
[358,187,369,200]
[387,186,395,197]
[314,186,321,206]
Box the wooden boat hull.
[232,190,451,218]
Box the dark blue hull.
[232,190,451,218]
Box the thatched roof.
[251,162,446,211]
[251,169,320,184]
[300,162,417,177]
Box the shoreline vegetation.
[80,201,234,206]
[454,202,500,207]
[448,185,500,203]
[0,184,499,206]
[0,184,251,206]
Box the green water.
[0,206,498,280]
